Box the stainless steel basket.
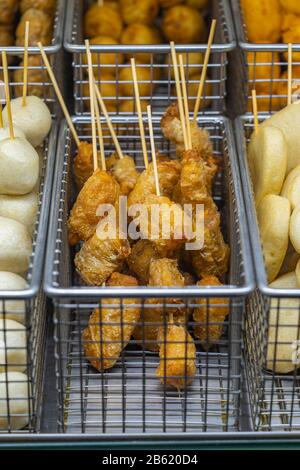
[229,0,300,116]
[64,0,235,116]
[0,121,58,433]
[235,115,300,432]
[44,115,254,434]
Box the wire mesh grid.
[64,0,235,116]
[45,115,253,434]
[229,0,300,116]
[235,116,300,432]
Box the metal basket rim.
[63,0,236,53]
[234,115,300,299]
[43,114,255,299]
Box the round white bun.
[0,191,38,234]
[0,371,29,430]
[3,96,51,147]
[0,217,32,274]
[0,319,26,373]
[0,126,26,142]
[0,272,27,324]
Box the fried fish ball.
[0,26,14,47]
[162,5,207,44]
[241,0,281,43]
[82,273,141,371]
[280,0,300,14]
[128,156,181,207]
[13,55,46,99]
[165,51,204,80]
[84,3,123,40]
[121,23,162,63]
[20,0,56,16]
[247,48,281,94]
[120,0,159,26]
[193,275,229,349]
[0,0,18,24]
[16,9,53,46]
[83,36,124,76]
[156,323,196,390]
[127,240,160,284]
[73,141,95,189]
[68,169,120,246]
[186,0,208,9]
[133,258,188,351]
[83,80,117,112]
[119,63,154,97]
[108,153,139,196]
[75,236,131,286]
[119,99,148,114]
[282,17,300,62]
[159,0,183,7]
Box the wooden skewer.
[38,42,80,148]
[252,89,259,134]
[193,19,217,120]
[0,105,3,129]
[170,42,188,151]
[178,54,192,150]
[131,58,148,168]
[22,21,29,107]
[147,105,160,197]
[2,51,14,140]
[85,40,98,171]
[94,90,106,171]
[288,43,293,106]
[94,83,124,159]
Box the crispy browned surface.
[74,236,131,286]
[83,273,141,371]
[16,9,53,46]
[193,275,229,349]
[84,3,123,39]
[156,323,196,389]
[73,141,94,189]
[133,258,188,351]
[111,154,139,196]
[127,157,181,207]
[68,169,120,246]
[0,0,18,24]
[127,239,161,285]
[180,149,217,200]
[20,0,56,16]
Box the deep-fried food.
[0,0,18,24]
[127,239,161,284]
[20,0,56,16]
[156,322,196,389]
[75,236,131,286]
[120,0,159,26]
[68,169,120,246]
[73,141,96,189]
[128,156,181,207]
[83,36,124,76]
[193,275,229,349]
[108,154,139,196]
[82,273,141,370]
[84,3,123,40]
[13,55,46,99]
[162,5,207,44]
[16,9,53,46]
[121,23,162,63]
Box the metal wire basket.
[44,115,253,434]
[229,0,300,116]
[0,121,58,433]
[235,115,300,432]
[64,0,235,116]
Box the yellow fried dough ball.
[83,36,124,76]
[84,4,123,40]
[13,55,46,99]
[164,51,204,79]
[159,0,183,7]
[280,0,300,14]
[247,48,281,94]
[121,23,162,63]
[20,0,56,16]
[162,5,207,44]
[16,9,53,46]
[186,0,209,9]
[0,0,18,24]
[82,79,117,112]
[282,15,300,61]
[186,74,212,110]
[119,99,148,113]
[241,0,281,43]
[247,92,283,113]
[120,0,159,26]
[0,26,14,65]
[119,63,157,97]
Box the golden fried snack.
[0,26,14,65]
[193,275,229,349]
[73,141,94,189]
[128,156,181,207]
[119,99,148,113]
[0,0,18,24]
[68,169,120,246]
[82,273,141,371]
[82,36,124,76]
[280,0,300,14]
[165,51,203,80]
[282,14,300,62]
[161,103,213,161]
[247,47,281,94]
[186,0,208,9]
[159,0,183,7]
[108,153,139,196]
[13,55,46,99]
[16,9,53,46]
[84,3,123,40]
[182,271,196,286]
[179,148,218,200]
[20,0,56,16]
[120,0,159,26]
[156,323,196,390]
[83,79,117,112]
[162,5,207,44]
[133,258,188,350]
[121,23,162,63]
[75,237,131,286]
[119,63,154,98]
[127,239,160,284]
[241,0,281,43]
[186,74,212,110]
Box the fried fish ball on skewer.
[120,0,159,26]
[82,273,141,371]
[161,103,213,162]
[68,169,120,246]
[193,275,229,350]
[127,156,181,207]
[16,9,53,46]
[75,236,131,286]
[156,321,196,390]
[133,258,188,351]
[107,153,139,196]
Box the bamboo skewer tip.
[85,39,98,172]
[170,42,188,152]
[147,105,160,197]
[178,54,192,150]
[22,21,30,107]
[130,57,148,169]
[2,51,14,140]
